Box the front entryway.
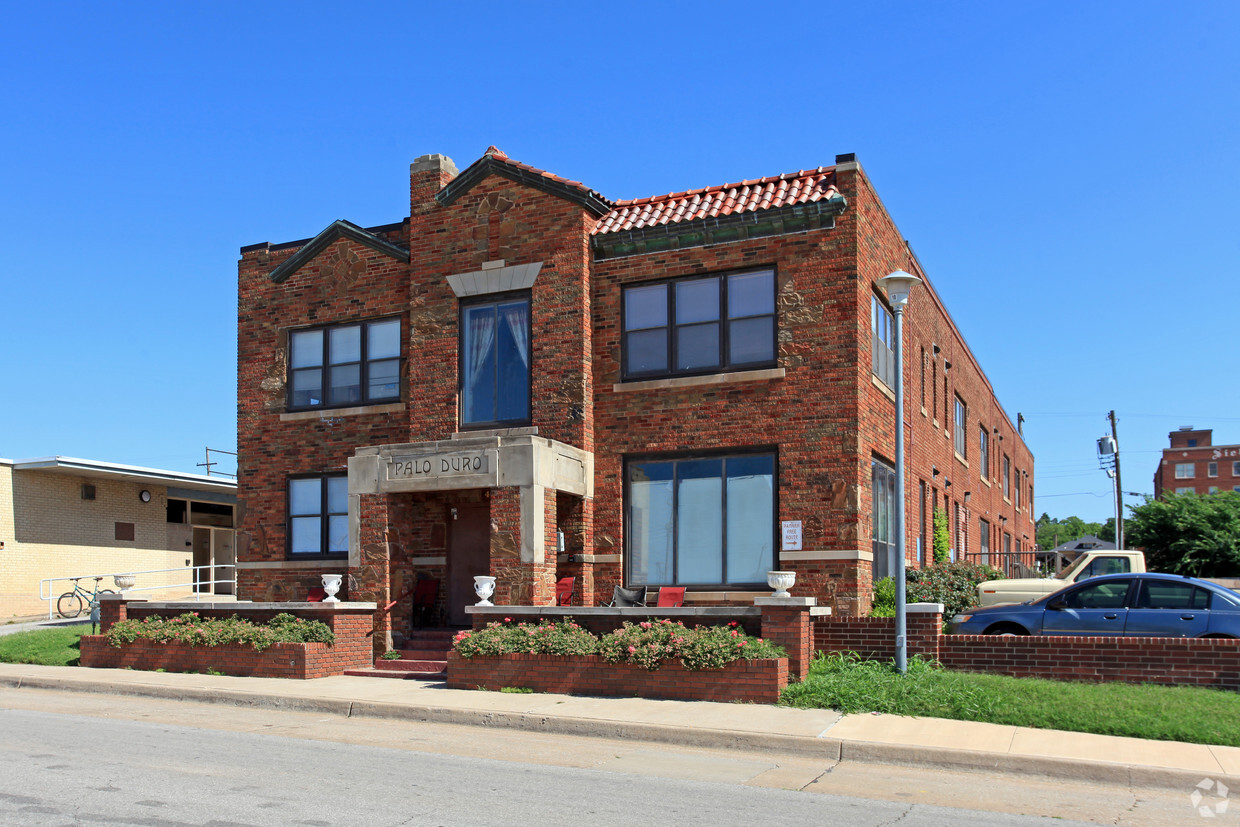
[447,504,490,625]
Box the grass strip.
[781,651,1240,747]
[0,626,85,667]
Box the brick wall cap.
[135,601,378,612]
[466,606,761,619]
[754,596,817,607]
[907,603,945,613]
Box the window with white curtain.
[626,453,775,587]
[461,296,530,426]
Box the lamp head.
[878,270,922,307]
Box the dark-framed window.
[288,318,400,410]
[288,474,348,557]
[978,425,990,480]
[460,294,530,427]
[1002,454,1012,500]
[622,268,775,380]
[625,451,775,587]
[953,396,967,458]
[978,518,990,565]
[871,457,896,580]
[871,294,895,387]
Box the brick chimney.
[410,153,457,215]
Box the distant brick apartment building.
[1154,428,1240,497]
[235,147,1034,648]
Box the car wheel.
[984,623,1028,636]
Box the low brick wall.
[79,638,354,679]
[80,596,375,678]
[813,610,1240,690]
[446,652,788,703]
[940,635,1240,690]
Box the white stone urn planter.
[321,574,343,603]
[473,575,497,606]
[113,574,136,591]
[766,570,796,598]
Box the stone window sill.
[280,402,404,422]
[613,367,785,394]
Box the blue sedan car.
[949,573,1240,637]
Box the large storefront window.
[626,453,774,587]
[461,296,530,427]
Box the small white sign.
[781,520,803,551]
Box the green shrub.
[906,561,1001,618]
[453,618,599,659]
[932,507,951,564]
[105,612,335,652]
[453,618,785,672]
[870,577,896,617]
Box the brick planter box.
[79,596,376,679]
[446,651,788,703]
[79,638,355,679]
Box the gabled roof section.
[594,166,844,235]
[436,146,612,216]
[268,220,410,284]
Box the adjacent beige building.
[0,457,237,618]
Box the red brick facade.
[235,148,1034,653]
[1153,428,1240,498]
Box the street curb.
[3,674,1236,791]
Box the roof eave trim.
[436,157,612,217]
[268,220,410,284]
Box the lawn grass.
[781,652,1240,747]
[0,626,86,666]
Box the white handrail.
[38,564,238,619]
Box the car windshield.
[1055,555,1091,580]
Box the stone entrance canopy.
[346,434,593,568]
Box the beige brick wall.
[0,464,232,618]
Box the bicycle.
[56,576,116,619]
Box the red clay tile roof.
[593,166,841,235]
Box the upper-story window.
[1175,462,1195,479]
[288,318,400,410]
[461,295,530,427]
[1002,455,1012,500]
[871,294,895,388]
[1208,462,1218,478]
[953,396,967,458]
[978,426,990,480]
[1234,461,1240,477]
[622,269,776,380]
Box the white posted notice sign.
[781,520,803,551]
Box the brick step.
[344,666,446,680]
[375,657,446,672]
[404,631,458,645]
[399,647,450,660]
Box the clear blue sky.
[2,1,1237,525]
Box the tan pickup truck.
[976,550,1145,606]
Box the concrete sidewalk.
[0,661,1236,790]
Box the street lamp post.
[878,269,921,675]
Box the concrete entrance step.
[342,666,445,680]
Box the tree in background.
[1125,492,1240,577]
[1035,513,1106,551]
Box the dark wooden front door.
[448,505,490,626]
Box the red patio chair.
[556,576,576,606]
[656,586,685,607]
[306,587,327,603]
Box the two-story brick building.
[1154,428,1240,497]
[235,147,1034,650]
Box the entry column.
[489,484,556,605]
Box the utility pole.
[1108,411,1124,549]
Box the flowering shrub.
[453,618,785,672]
[906,561,1001,618]
[105,612,334,652]
[453,619,599,659]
